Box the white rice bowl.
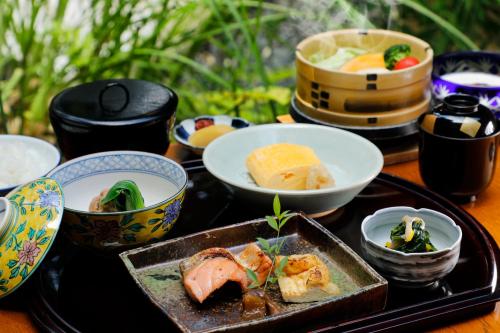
[0,135,60,194]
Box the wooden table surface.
[0,144,499,333]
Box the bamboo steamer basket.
[295,29,433,127]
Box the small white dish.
[174,115,251,155]
[202,123,383,214]
[0,135,61,196]
[361,206,462,287]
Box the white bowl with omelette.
[203,124,383,214]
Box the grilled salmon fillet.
[180,248,249,303]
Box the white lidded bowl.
[0,135,61,196]
[361,206,462,287]
[202,123,383,214]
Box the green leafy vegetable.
[384,44,411,70]
[100,180,145,211]
[310,47,366,70]
[247,194,293,291]
[386,216,437,253]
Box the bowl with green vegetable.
[295,29,433,129]
[361,206,462,287]
[47,151,188,252]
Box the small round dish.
[47,151,188,251]
[0,135,61,196]
[432,51,500,117]
[174,115,251,155]
[203,124,383,214]
[361,206,462,287]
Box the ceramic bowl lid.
[0,177,63,298]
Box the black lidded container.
[50,79,177,160]
[418,94,500,201]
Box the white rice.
[0,141,51,188]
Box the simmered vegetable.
[309,43,419,73]
[385,215,437,253]
[340,53,386,73]
[394,56,420,70]
[99,180,145,212]
[384,44,411,70]
[309,47,365,70]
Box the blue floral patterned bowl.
[47,151,188,252]
[432,52,500,117]
[174,115,251,155]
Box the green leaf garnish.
[253,195,295,291]
[265,216,279,232]
[275,256,288,278]
[279,214,293,229]
[245,268,260,289]
[100,180,145,211]
[256,237,271,253]
[273,193,281,218]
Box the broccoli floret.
[384,44,411,70]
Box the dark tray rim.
[314,171,500,332]
[27,161,500,332]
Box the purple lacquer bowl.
[432,51,500,117]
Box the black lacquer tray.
[28,160,500,333]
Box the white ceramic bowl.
[0,135,61,196]
[361,206,462,287]
[202,123,383,214]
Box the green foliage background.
[0,0,498,137]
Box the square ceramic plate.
[119,214,387,333]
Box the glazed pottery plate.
[174,115,251,154]
[120,214,387,333]
[0,178,64,298]
[203,123,383,214]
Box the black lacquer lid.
[419,94,498,138]
[49,79,177,127]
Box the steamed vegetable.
[394,56,420,70]
[340,53,386,73]
[385,215,437,253]
[384,44,411,70]
[100,180,145,211]
[310,47,365,71]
